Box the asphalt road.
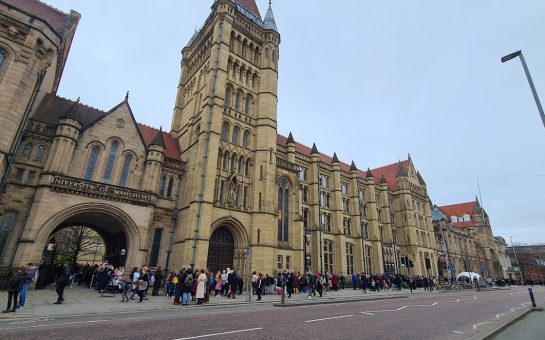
[0,286,542,340]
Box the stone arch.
[32,203,141,267]
[210,216,249,249]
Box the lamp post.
[510,236,524,284]
[501,50,545,129]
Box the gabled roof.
[1,0,79,38]
[235,0,261,19]
[370,160,410,190]
[138,124,180,160]
[438,201,477,218]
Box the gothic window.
[223,151,229,170]
[245,95,251,115]
[118,154,133,187]
[229,32,235,52]
[346,243,355,275]
[102,140,119,183]
[230,153,236,172]
[0,211,19,259]
[242,131,249,148]
[167,176,174,197]
[22,143,33,160]
[324,240,334,274]
[34,145,46,161]
[225,87,232,107]
[243,185,249,209]
[234,91,241,111]
[221,122,229,141]
[245,158,250,176]
[84,145,101,180]
[277,177,290,242]
[237,156,243,174]
[149,228,163,267]
[217,149,223,169]
[272,50,277,68]
[232,127,240,145]
[159,175,167,196]
[254,48,260,65]
[0,48,6,71]
[365,245,372,274]
[343,218,352,236]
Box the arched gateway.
[206,227,234,273]
[32,203,140,270]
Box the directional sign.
[447,263,455,270]
[245,247,251,255]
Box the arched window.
[223,151,229,170]
[159,175,167,196]
[0,48,7,72]
[272,50,277,68]
[22,143,33,160]
[238,156,243,174]
[324,240,334,274]
[217,149,223,169]
[245,158,250,176]
[231,127,240,145]
[0,210,19,258]
[102,140,119,183]
[221,122,229,141]
[149,228,163,267]
[234,92,241,111]
[229,32,235,52]
[225,87,232,107]
[84,145,101,180]
[245,95,251,115]
[230,154,236,172]
[167,176,174,197]
[34,145,46,161]
[277,177,290,242]
[242,131,249,148]
[118,154,133,187]
[346,243,355,275]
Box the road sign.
[481,266,488,273]
[447,263,455,270]
[245,247,251,255]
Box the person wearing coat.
[54,264,71,305]
[195,269,207,304]
[2,268,27,313]
[228,270,238,298]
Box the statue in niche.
[226,175,238,208]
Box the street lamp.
[501,50,545,129]
[509,236,524,284]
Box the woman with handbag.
[136,267,149,303]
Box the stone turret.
[44,99,82,174]
[142,129,165,192]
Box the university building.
[0,0,503,279]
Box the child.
[215,278,222,296]
[119,280,129,302]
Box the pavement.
[490,307,545,340]
[0,284,437,320]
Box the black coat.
[228,273,238,291]
[7,271,27,293]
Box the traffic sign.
[245,247,251,254]
[447,263,455,270]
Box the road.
[0,286,542,339]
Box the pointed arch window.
[84,145,101,180]
[242,131,249,148]
[22,143,33,160]
[245,159,250,176]
[277,177,290,242]
[34,145,46,161]
[237,156,243,174]
[159,175,167,196]
[223,151,229,170]
[221,122,229,141]
[102,140,119,183]
[234,92,241,111]
[324,240,334,274]
[0,48,6,69]
[118,154,133,187]
[167,176,174,197]
[245,95,251,115]
[217,149,223,169]
[225,87,232,107]
[149,228,163,267]
[232,127,240,145]
[230,154,236,172]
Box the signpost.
[245,247,251,302]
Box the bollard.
[528,288,537,307]
[281,285,285,304]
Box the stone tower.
[171,0,280,274]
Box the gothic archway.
[206,227,234,273]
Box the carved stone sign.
[49,176,154,202]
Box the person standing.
[136,267,149,303]
[196,269,206,304]
[256,273,263,301]
[17,262,36,309]
[182,269,193,306]
[54,264,71,305]
[152,266,163,296]
[228,270,238,298]
[2,268,27,313]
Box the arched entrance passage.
[206,227,234,273]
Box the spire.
[331,152,339,164]
[287,131,294,144]
[61,97,82,122]
[396,160,407,176]
[125,91,130,101]
[150,127,165,148]
[350,161,358,171]
[366,167,373,178]
[263,0,278,31]
[380,174,388,184]
[311,143,318,155]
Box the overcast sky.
[44,0,545,244]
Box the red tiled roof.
[2,0,74,36]
[236,0,261,19]
[137,124,180,160]
[453,221,478,228]
[439,202,477,219]
[370,160,409,190]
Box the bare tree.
[53,226,103,266]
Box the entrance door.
[206,227,234,273]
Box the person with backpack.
[2,267,27,313]
[182,268,193,305]
[17,262,36,309]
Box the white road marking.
[453,330,464,335]
[360,312,374,316]
[496,314,505,319]
[174,327,263,339]
[9,318,54,325]
[473,321,494,330]
[305,314,354,323]
[396,306,407,310]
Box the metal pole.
[510,236,523,284]
[361,221,366,275]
